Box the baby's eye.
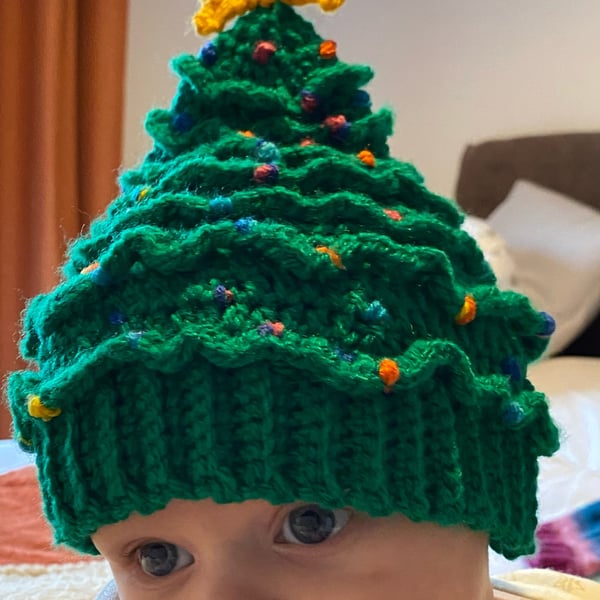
[279,504,352,545]
[137,542,194,577]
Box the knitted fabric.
[7,2,559,559]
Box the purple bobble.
[257,323,274,336]
[213,285,233,307]
[335,122,352,141]
[235,217,256,234]
[172,112,194,133]
[538,312,556,338]
[199,41,217,66]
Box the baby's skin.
[92,498,510,599]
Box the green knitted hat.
[7,0,559,560]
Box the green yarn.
[8,2,558,559]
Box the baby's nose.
[198,542,289,600]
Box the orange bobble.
[455,295,477,325]
[239,130,255,138]
[300,137,316,147]
[319,40,338,59]
[358,149,376,168]
[379,359,400,393]
[27,394,61,422]
[316,245,345,270]
[270,322,285,337]
[80,262,100,275]
[383,208,403,221]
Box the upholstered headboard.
[454,132,600,357]
[455,132,600,218]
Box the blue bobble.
[352,90,372,108]
[17,437,35,454]
[127,331,144,349]
[213,284,234,308]
[334,347,356,363]
[89,266,112,286]
[109,311,127,326]
[199,41,217,66]
[257,323,272,336]
[210,195,233,216]
[363,300,389,322]
[502,403,526,427]
[172,112,194,133]
[501,356,522,382]
[235,217,256,234]
[538,312,556,338]
[130,184,143,202]
[256,140,281,163]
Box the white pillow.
[488,179,600,356]
[461,216,516,291]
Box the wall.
[124,0,600,198]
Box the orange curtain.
[0,0,128,437]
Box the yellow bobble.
[315,0,346,10]
[27,394,62,422]
[379,359,400,393]
[358,149,376,168]
[137,187,150,202]
[80,261,100,275]
[316,245,345,270]
[192,0,345,36]
[455,295,477,325]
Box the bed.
[1,133,599,597]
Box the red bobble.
[383,208,403,221]
[253,41,277,65]
[301,90,320,114]
[324,115,348,133]
[253,163,279,184]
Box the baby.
[7,1,599,598]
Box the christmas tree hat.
[8,0,559,559]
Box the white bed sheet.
[1,357,599,577]
[489,356,600,575]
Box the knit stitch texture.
[7,2,559,559]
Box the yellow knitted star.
[193,0,346,35]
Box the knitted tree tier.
[9,3,558,558]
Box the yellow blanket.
[493,569,600,599]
